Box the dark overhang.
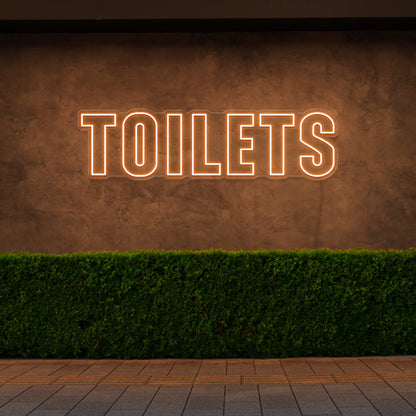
[1,0,415,32]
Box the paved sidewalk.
[0,357,416,415]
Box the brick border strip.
[1,372,416,386]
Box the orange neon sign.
[79,110,337,179]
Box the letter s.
[299,112,337,178]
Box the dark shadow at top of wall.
[0,18,416,33]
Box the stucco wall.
[1,31,415,252]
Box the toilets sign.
[79,110,337,179]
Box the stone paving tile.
[0,385,62,416]
[143,385,191,416]
[291,384,340,415]
[254,359,285,375]
[227,359,256,375]
[224,384,261,416]
[0,363,39,376]
[30,385,94,414]
[334,358,373,374]
[169,360,201,377]
[0,386,30,407]
[183,409,221,416]
[387,357,416,372]
[389,380,416,392]
[324,383,372,408]
[308,358,344,374]
[67,385,126,416]
[2,385,61,403]
[259,384,301,416]
[338,407,380,416]
[198,360,226,376]
[281,358,314,375]
[23,362,68,376]
[368,400,416,416]
[0,403,43,416]
[80,360,122,376]
[263,409,300,416]
[52,362,95,376]
[108,385,158,413]
[389,381,416,407]
[356,381,416,416]
[111,360,149,376]
[0,365,13,374]
[361,357,403,373]
[139,360,175,377]
[183,384,224,416]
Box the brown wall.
[1,31,415,252]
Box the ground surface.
[0,357,416,415]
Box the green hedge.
[0,250,415,358]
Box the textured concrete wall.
[1,31,415,252]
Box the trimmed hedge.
[0,249,415,358]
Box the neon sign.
[80,111,337,179]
